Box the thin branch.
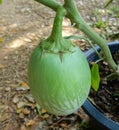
[34,0,119,75]
[64,0,118,74]
[35,0,61,11]
[104,0,113,8]
[64,35,102,59]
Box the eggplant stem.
[35,0,119,76]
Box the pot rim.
[83,41,119,130]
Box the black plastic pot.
[82,41,119,130]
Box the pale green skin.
[28,43,91,115]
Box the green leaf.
[0,0,2,4]
[91,63,100,91]
[64,35,83,40]
[104,0,113,8]
[36,104,41,115]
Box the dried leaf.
[25,103,36,109]
[20,81,29,88]
[20,125,27,130]
[43,114,49,119]
[19,113,24,119]
[25,94,35,103]
[25,120,35,127]
[1,113,9,122]
[16,108,23,114]
[59,122,67,127]
[22,108,30,115]
[11,29,17,34]
[12,95,19,104]
[0,37,4,43]
[0,105,8,112]
[16,86,29,91]
[0,64,4,68]
[41,109,47,114]
[17,101,26,108]
[5,87,11,92]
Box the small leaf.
[0,64,4,68]
[17,101,26,108]
[36,104,41,115]
[0,0,2,4]
[12,95,19,104]
[20,81,29,88]
[16,81,29,91]
[41,108,47,114]
[64,35,82,40]
[0,38,4,43]
[104,0,113,8]
[43,114,50,119]
[22,108,30,115]
[91,63,100,91]
[114,93,119,96]
[25,120,35,127]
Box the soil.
[90,51,119,122]
[0,0,119,130]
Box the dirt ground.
[0,0,119,130]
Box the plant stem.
[35,0,61,11]
[64,35,102,59]
[48,7,66,43]
[35,0,119,75]
[64,0,118,73]
[104,0,113,8]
